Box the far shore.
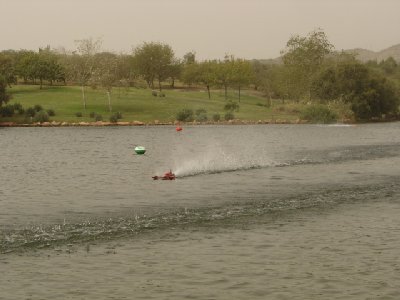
[0,119,322,127]
[2,118,397,128]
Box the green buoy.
[134,146,146,155]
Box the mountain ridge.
[255,44,400,64]
[344,44,400,62]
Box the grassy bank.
[4,85,302,124]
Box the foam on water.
[319,124,355,127]
[171,141,400,178]
[172,144,277,177]
[2,178,398,254]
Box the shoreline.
[0,119,309,127]
[0,119,362,127]
[2,118,398,127]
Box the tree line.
[1,30,400,121]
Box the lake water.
[1,124,400,299]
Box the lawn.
[6,84,300,123]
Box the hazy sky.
[1,0,399,60]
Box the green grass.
[6,84,301,123]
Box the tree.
[167,58,182,88]
[181,62,200,88]
[253,62,287,105]
[379,57,397,75]
[183,51,196,65]
[213,55,253,101]
[43,48,65,85]
[34,46,64,89]
[229,58,253,102]
[133,42,175,91]
[0,52,16,86]
[15,50,37,84]
[281,29,333,101]
[197,60,218,99]
[313,58,400,120]
[181,51,198,88]
[115,54,137,91]
[181,60,218,99]
[64,38,102,112]
[94,52,119,112]
[251,60,267,91]
[215,55,234,100]
[0,76,11,107]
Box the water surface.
[1,123,399,299]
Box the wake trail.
[174,159,316,178]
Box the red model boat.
[152,170,176,180]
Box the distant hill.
[255,44,400,64]
[341,44,400,62]
[252,58,282,65]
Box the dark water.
[1,123,400,299]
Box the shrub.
[176,109,194,122]
[275,105,286,112]
[115,111,123,119]
[212,113,221,122]
[224,101,240,112]
[95,114,103,121]
[273,104,302,114]
[34,104,43,112]
[196,112,208,122]
[194,108,207,122]
[224,112,235,121]
[151,90,158,97]
[13,103,23,111]
[75,112,82,117]
[109,114,118,123]
[195,108,207,115]
[11,102,24,115]
[25,107,36,117]
[33,110,49,123]
[328,101,355,122]
[89,112,96,118]
[46,109,55,116]
[300,104,338,124]
[0,105,15,117]
[158,92,166,97]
